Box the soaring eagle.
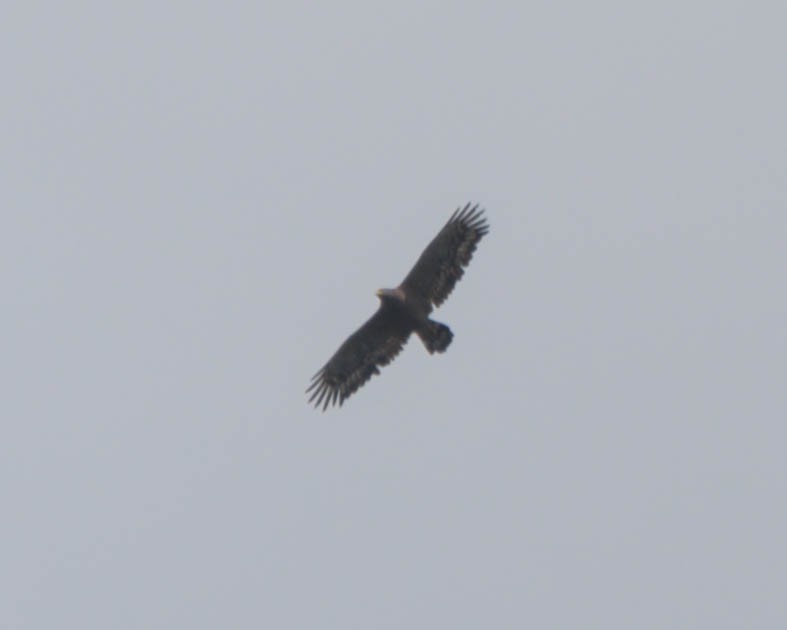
[307,203,489,410]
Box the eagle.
[307,203,489,410]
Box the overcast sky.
[3,2,786,628]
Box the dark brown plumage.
[307,203,489,410]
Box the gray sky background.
[3,2,786,628]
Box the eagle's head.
[375,287,406,302]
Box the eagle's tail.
[417,320,453,354]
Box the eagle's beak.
[375,289,383,297]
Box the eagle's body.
[307,203,489,410]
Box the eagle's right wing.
[307,304,413,410]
